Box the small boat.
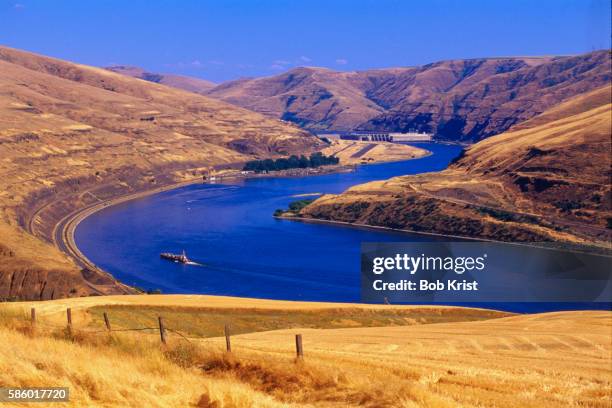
[160,250,189,264]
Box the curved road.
[46,178,205,294]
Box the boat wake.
[290,192,322,198]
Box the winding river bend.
[76,143,461,301]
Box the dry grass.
[6,293,507,319]
[6,295,509,341]
[303,86,612,244]
[83,304,508,338]
[0,45,320,300]
[321,139,427,165]
[0,320,289,408]
[213,310,612,407]
[204,51,609,137]
[0,297,610,407]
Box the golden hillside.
[205,51,610,141]
[0,46,322,300]
[301,86,612,243]
[0,296,609,407]
[105,65,217,94]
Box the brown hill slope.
[206,66,390,131]
[106,65,216,94]
[300,86,612,243]
[0,46,321,300]
[206,51,610,142]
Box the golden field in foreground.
[0,295,609,407]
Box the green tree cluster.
[243,152,339,172]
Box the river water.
[76,143,462,300]
[76,143,608,312]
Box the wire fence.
[23,307,305,359]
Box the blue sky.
[1,0,610,82]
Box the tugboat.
[160,250,189,264]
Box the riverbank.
[322,139,431,165]
[274,212,486,242]
[73,142,463,301]
[53,164,352,278]
[55,177,206,283]
[274,214,612,258]
[57,143,433,290]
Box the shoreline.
[55,146,434,289]
[274,214,488,242]
[56,177,206,277]
[276,215,612,255]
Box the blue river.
[75,143,608,313]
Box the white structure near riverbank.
[317,131,432,143]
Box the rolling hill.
[106,65,217,94]
[206,66,390,132]
[0,296,609,407]
[0,46,322,300]
[205,51,611,142]
[300,86,612,243]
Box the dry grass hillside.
[106,65,217,94]
[0,296,609,407]
[321,139,427,165]
[301,86,612,243]
[207,67,390,131]
[0,46,322,300]
[205,51,610,141]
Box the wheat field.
[0,297,610,407]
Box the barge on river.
[160,250,189,264]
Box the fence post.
[158,316,167,344]
[224,324,231,352]
[295,334,303,359]
[30,307,36,326]
[103,312,111,332]
[66,308,72,335]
